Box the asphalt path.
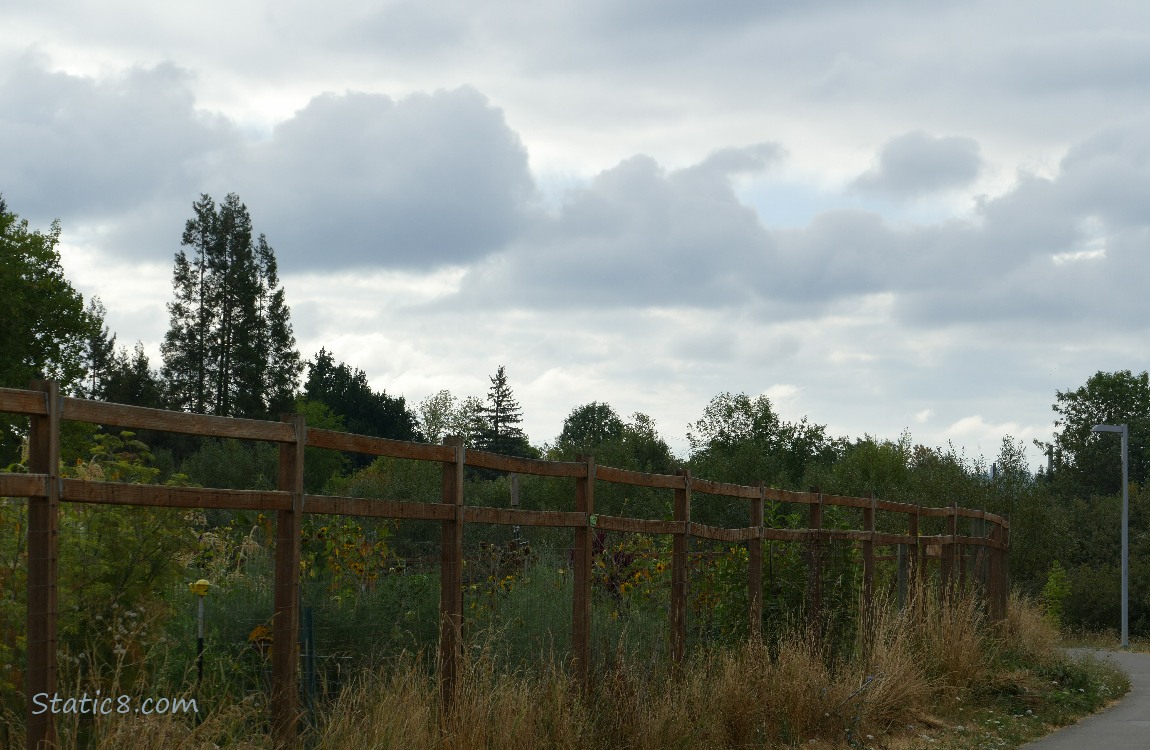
[1022,650,1150,749]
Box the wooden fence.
[0,382,1009,750]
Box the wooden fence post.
[748,484,765,642]
[573,455,595,687]
[987,521,1009,621]
[806,489,823,632]
[941,502,957,596]
[671,470,691,666]
[911,505,923,592]
[440,436,465,707]
[27,380,59,750]
[896,544,907,610]
[862,492,876,631]
[272,413,305,749]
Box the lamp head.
[1093,424,1122,433]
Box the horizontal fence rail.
[0,384,1010,750]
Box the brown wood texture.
[671,471,690,665]
[806,491,823,630]
[823,493,873,510]
[749,485,764,641]
[465,449,587,477]
[763,487,816,504]
[272,414,305,749]
[690,523,760,542]
[689,477,760,499]
[942,503,957,592]
[0,386,48,416]
[62,480,291,511]
[763,528,816,542]
[304,494,454,520]
[573,456,594,687]
[593,515,683,535]
[26,381,59,750]
[306,427,454,461]
[863,493,876,624]
[462,506,586,528]
[0,473,48,498]
[62,397,296,442]
[874,498,918,514]
[439,438,465,707]
[595,465,683,489]
[874,532,918,547]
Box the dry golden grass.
[8,590,1102,750]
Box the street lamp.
[1091,424,1129,649]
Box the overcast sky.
[4,1,1149,469]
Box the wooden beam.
[61,397,294,442]
[465,449,587,477]
[0,386,48,416]
[306,427,454,461]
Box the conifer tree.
[477,365,531,456]
[303,349,419,441]
[161,193,302,418]
[78,297,117,399]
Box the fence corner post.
[573,455,595,688]
[27,379,60,750]
[272,412,305,750]
[439,436,465,708]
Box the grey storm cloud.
[226,87,537,270]
[0,56,234,226]
[852,131,982,198]
[0,58,536,271]
[456,144,782,310]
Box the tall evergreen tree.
[477,365,532,456]
[78,297,117,399]
[161,193,302,418]
[103,343,165,409]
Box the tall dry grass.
[7,588,1060,750]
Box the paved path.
[1022,650,1150,749]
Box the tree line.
[3,191,1150,633]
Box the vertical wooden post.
[958,512,968,593]
[862,492,876,630]
[806,490,823,631]
[748,484,765,642]
[1000,523,1010,619]
[896,544,907,610]
[911,506,923,592]
[941,503,956,595]
[27,380,59,750]
[671,470,691,666]
[439,436,465,707]
[987,521,1009,621]
[272,413,305,750]
[573,455,595,687]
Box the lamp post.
[1091,424,1128,649]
